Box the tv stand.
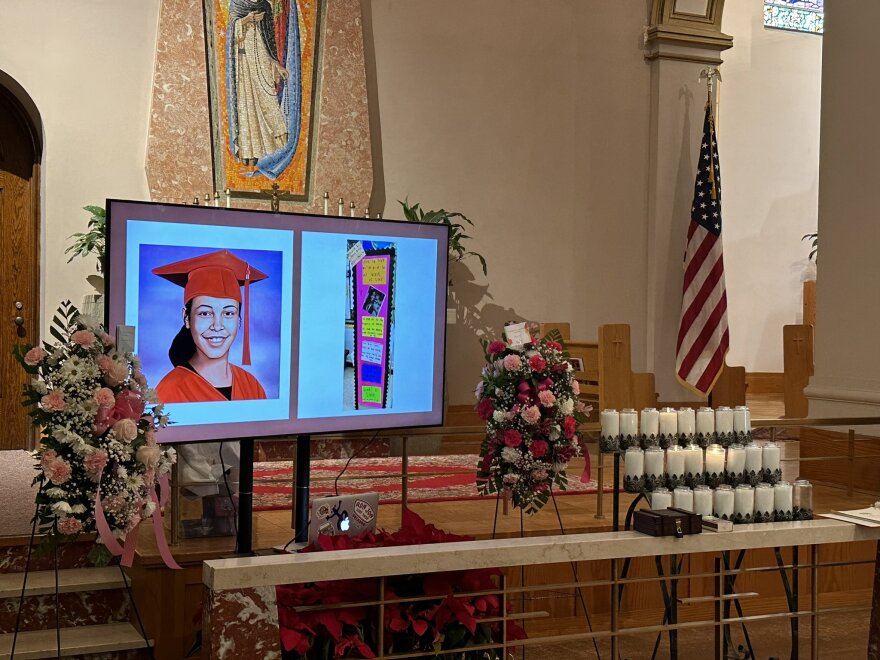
[236,438,255,554]
[294,435,310,543]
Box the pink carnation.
[487,340,507,355]
[538,390,556,408]
[530,439,549,458]
[84,449,109,482]
[46,458,71,485]
[40,390,66,412]
[71,330,97,348]
[24,346,47,366]
[94,388,115,408]
[528,355,547,372]
[98,332,115,347]
[97,355,113,372]
[502,354,522,371]
[57,517,82,536]
[572,379,581,395]
[102,495,126,514]
[521,405,541,425]
[104,361,129,387]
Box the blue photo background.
[137,244,284,399]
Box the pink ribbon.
[580,445,592,484]
[94,472,180,570]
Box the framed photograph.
[203,0,324,201]
[567,357,585,372]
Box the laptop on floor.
[307,493,380,545]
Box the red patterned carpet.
[253,454,605,511]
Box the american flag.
[675,104,729,395]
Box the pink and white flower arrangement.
[475,330,591,514]
[14,301,175,549]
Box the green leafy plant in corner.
[400,199,488,276]
[802,232,818,262]
[65,205,107,272]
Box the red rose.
[563,415,577,439]
[476,397,494,421]
[528,355,546,372]
[530,439,549,458]
[501,430,523,448]
[546,341,562,351]
[487,340,506,355]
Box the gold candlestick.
[349,201,355,218]
[323,191,329,215]
[213,191,220,207]
[225,188,231,209]
[338,198,344,216]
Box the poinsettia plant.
[14,301,176,556]
[475,328,591,514]
[277,510,525,659]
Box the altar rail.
[203,519,880,659]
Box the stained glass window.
[764,0,824,35]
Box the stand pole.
[237,438,254,555]
[613,453,621,531]
[294,435,311,543]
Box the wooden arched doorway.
[0,82,41,450]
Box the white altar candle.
[705,444,725,476]
[693,485,713,516]
[600,409,620,437]
[620,409,638,437]
[715,406,734,434]
[338,198,344,216]
[651,487,672,509]
[659,408,678,436]
[323,192,330,215]
[734,485,755,523]
[696,407,715,435]
[624,448,644,478]
[755,483,774,520]
[733,406,751,433]
[684,444,703,475]
[673,487,694,511]
[225,188,231,208]
[763,443,781,472]
[745,443,762,474]
[677,408,696,436]
[714,485,734,520]
[726,444,745,474]
[774,481,793,520]
[644,447,665,478]
[641,408,659,436]
[666,446,685,478]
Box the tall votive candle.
[696,407,715,435]
[673,487,694,511]
[641,408,660,437]
[693,485,713,516]
[677,408,696,436]
[714,485,734,520]
[715,406,734,434]
[659,408,678,436]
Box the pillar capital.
[645,0,732,63]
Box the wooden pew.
[710,362,747,408]
[539,323,658,413]
[783,323,814,418]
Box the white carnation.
[560,398,575,415]
[492,410,506,423]
[501,447,520,463]
[51,501,73,515]
[142,501,156,518]
[31,379,48,395]
[70,504,86,514]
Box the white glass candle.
[733,406,751,433]
[754,483,774,522]
[773,481,793,521]
[705,444,725,486]
[651,487,672,510]
[641,408,660,437]
[744,443,762,485]
[673,487,694,511]
[624,448,645,492]
[693,485,713,517]
[666,446,686,488]
[600,409,620,437]
[644,447,665,490]
[734,485,754,524]
[726,444,746,484]
[715,406,734,434]
[620,409,638,437]
[696,407,715,435]
[793,480,813,520]
[714,485,734,520]
[677,408,696,436]
[659,408,678,436]
[684,444,703,475]
[763,442,781,484]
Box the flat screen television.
[105,199,449,443]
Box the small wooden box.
[633,508,702,538]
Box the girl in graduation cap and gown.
[153,250,268,403]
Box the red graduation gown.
[156,365,267,404]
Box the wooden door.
[0,87,40,450]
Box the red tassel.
[242,266,251,365]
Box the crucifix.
[261,183,288,212]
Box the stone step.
[0,567,125,599]
[0,622,151,659]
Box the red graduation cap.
[152,250,268,365]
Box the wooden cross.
[792,333,805,355]
[612,333,624,358]
[261,182,289,212]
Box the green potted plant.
[400,199,487,279]
[65,205,107,318]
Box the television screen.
[105,199,448,443]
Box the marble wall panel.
[206,585,280,659]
